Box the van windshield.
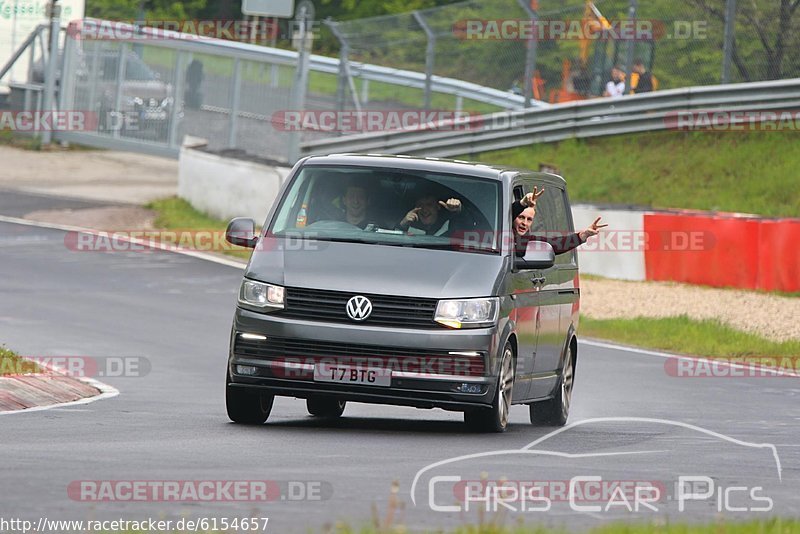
[268,165,501,254]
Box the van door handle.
[529,276,545,285]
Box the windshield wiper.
[308,236,377,244]
[408,242,498,254]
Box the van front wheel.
[226,372,274,424]
[464,343,514,433]
[307,396,346,418]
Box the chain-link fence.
[321,0,532,113]
[320,0,800,108]
[57,23,297,160]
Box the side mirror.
[226,217,257,248]
[514,239,555,270]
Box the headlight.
[124,96,144,107]
[238,279,284,311]
[434,297,498,329]
[161,96,173,108]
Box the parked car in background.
[31,47,176,139]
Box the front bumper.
[228,308,502,410]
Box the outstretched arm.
[531,217,608,255]
[578,217,608,242]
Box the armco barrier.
[301,79,800,159]
[642,212,799,292]
[758,219,800,292]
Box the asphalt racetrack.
[1,193,798,532]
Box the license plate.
[141,110,167,120]
[313,363,391,387]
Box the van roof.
[302,153,566,187]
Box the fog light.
[236,365,258,376]
[239,333,267,341]
[459,383,483,394]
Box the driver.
[342,182,370,228]
[335,180,384,230]
[398,194,463,236]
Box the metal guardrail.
[300,79,800,158]
[307,55,534,110]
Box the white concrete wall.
[178,144,291,224]
[571,205,646,281]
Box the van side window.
[549,188,575,265]
[530,184,574,265]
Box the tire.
[530,342,575,426]
[306,396,346,418]
[464,343,515,433]
[226,372,274,424]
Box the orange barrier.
[644,213,760,289]
[757,219,800,292]
[644,213,800,292]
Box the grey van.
[225,154,580,432]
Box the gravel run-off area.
[581,277,799,342]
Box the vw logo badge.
[346,295,372,321]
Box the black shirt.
[634,71,653,93]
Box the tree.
[690,0,800,81]
[85,0,207,22]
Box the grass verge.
[580,315,800,363]
[0,128,42,150]
[144,197,253,260]
[474,131,800,218]
[1,128,98,151]
[0,346,40,375]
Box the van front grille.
[275,287,439,328]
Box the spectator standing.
[603,66,625,99]
[630,59,656,94]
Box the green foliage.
[86,0,800,92]
[0,346,40,375]
[315,0,464,21]
[85,0,207,23]
[0,130,43,151]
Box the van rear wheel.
[464,343,514,433]
[307,396,346,418]
[226,372,274,424]
[530,343,574,426]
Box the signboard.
[0,0,85,93]
[242,0,295,18]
